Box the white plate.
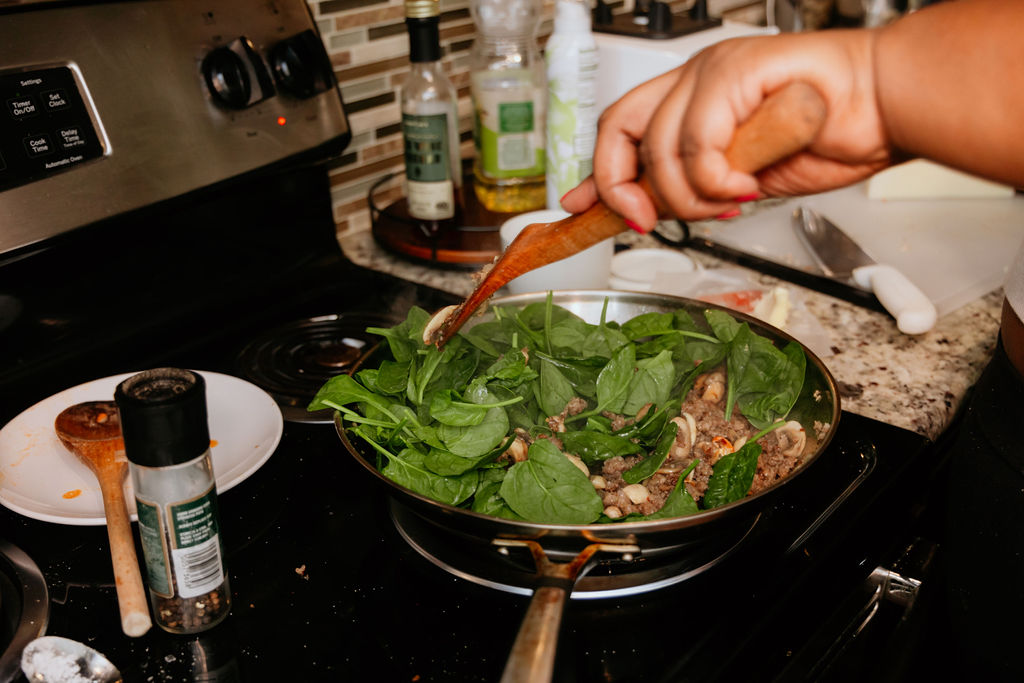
[0,370,283,526]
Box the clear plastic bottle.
[115,368,231,634]
[470,0,547,212]
[401,0,462,232]
[545,0,599,209]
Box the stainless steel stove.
[0,1,955,681]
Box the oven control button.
[202,37,275,110]
[41,89,71,111]
[7,95,39,120]
[23,133,53,156]
[269,30,335,99]
[58,126,86,149]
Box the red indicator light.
[276,116,287,126]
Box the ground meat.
[546,397,590,433]
[591,364,807,514]
[748,428,802,495]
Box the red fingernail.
[735,193,759,203]
[559,190,572,205]
[715,209,742,220]
[625,219,646,233]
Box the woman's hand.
[561,29,893,230]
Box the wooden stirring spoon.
[425,81,828,348]
[55,401,152,637]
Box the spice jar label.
[167,489,226,599]
[136,499,172,596]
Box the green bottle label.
[472,71,545,179]
[402,112,455,220]
[403,113,451,183]
[136,499,172,596]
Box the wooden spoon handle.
[96,464,152,637]
[723,80,827,173]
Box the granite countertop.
[340,228,1003,441]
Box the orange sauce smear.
[62,489,82,499]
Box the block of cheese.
[866,159,1015,199]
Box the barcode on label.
[171,536,224,598]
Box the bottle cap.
[405,0,439,19]
[115,368,211,467]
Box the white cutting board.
[689,183,1024,316]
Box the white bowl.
[609,248,696,291]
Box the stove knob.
[270,30,334,99]
[202,46,252,109]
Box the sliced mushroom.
[776,420,807,457]
[565,453,590,476]
[622,484,650,505]
[503,436,529,463]
[604,506,623,519]
[422,305,459,345]
[695,371,726,404]
[669,413,697,459]
[590,475,607,490]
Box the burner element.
[236,313,401,423]
[305,338,365,370]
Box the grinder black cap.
[115,368,210,467]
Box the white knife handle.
[852,264,937,335]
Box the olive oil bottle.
[469,0,546,212]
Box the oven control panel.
[0,66,105,193]
[0,0,350,258]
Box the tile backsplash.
[312,0,763,240]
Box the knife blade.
[793,206,937,334]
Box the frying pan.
[334,290,840,682]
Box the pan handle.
[497,539,640,683]
[500,581,572,683]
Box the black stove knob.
[270,30,334,99]
[202,46,252,109]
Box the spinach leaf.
[560,431,644,464]
[532,351,602,398]
[489,383,538,431]
[623,420,678,484]
[703,441,762,509]
[538,358,578,418]
[735,341,806,430]
[374,360,411,395]
[472,469,523,520]
[353,428,478,505]
[485,350,538,387]
[437,387,510,457]
[621,312,676,340]
[548,317,593,353]
[622,349,674,416]
[705,309,743,343]
[594,343,636,415]
[429,386,524,427]
[724,325,806,428]
[499,439,603,524]
[425,440,506,476]
[308,373,395,415]
[366,307,430,362]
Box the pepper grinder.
[115,368,231,634]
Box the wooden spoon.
[425,81,828,348]
[55,401,152,637]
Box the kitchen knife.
[793,206,937,334]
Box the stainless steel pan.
[334,290,840,682]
